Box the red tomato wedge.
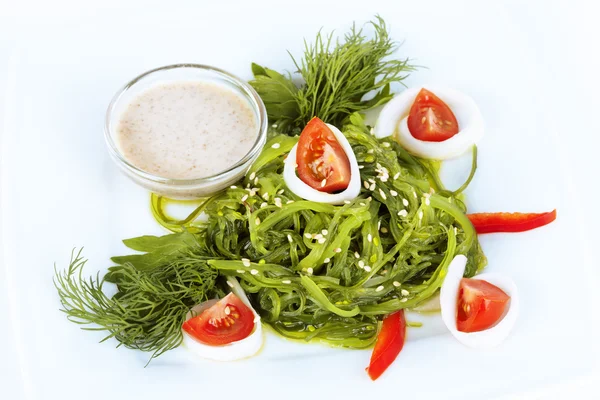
[182,293,255,345]
[457,278,510,333]
[296,117,351,193]
[407,88,459,142]
[366,310,406,381]
[467,210,557,234]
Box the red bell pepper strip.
[467,210,557,234]
[366,310,406,381]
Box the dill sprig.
[54,247,221,364]
[250,16,416,132]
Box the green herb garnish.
[54,239,223,364]
[250,16,415,133]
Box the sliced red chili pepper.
[366,310,406,381]
[467,210,557,234]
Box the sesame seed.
[254,177,259,185]
[367,197,372,202]
[354,252,360,259]
[241,195,248,202]
[307,267,313,275]
[358,260,365,268]
[382,142,390,147]
[358,165,364,169]
[305,233,312,239]
[381,227,388,233]
[360,202,366,206]
[454,227,458,235]
[398,210,408,217]
[344,200,351,204]
[418,211,423,220]
[314,234,323,240]
[287,234,293,243]
[390,190,398,197]
[271,143,281,149]
[425,197,430,206]
[367,149,374,154]
[255,217,261,225]
[277,189,284,195]
[317,238,326,244]
[402,198,409,207]
[368,178,376,184]
[364,266,372,272]
[401,289,410,296]
[322,229,328,235]
[282,279,291,284]
[367,234,373,243]
[274,198,282,207]
[369,183,376,191]
[400,298,407,303]
[249,172,256,180]
[272,124,278,128]
[286,200,294,204]
[413,191,418,198]
[323,258,330,263]
[394,172,400,180]
[379,189,387,200]
[423,193,431,198]
[224,306,231,315]
[334,248,342,253]
[227,281,234,288]
[250,269,259,275]
[376,285,384,292]
[393,281,401,287]
[364,181,370,189]
[320,179,326,187]
[242,258,251,267]
[230,185,237,189]
[262,192,269,200]
[236,269,245,274]
[377,221,381,230]
[260,202,268,208]
[370,127,375,135]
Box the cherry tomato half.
[457,278,510,333]
[407,88,459,142]
[296,117,351,193]
[182,293,255,345]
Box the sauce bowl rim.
[104,63,268,187]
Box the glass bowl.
[104,64,268,199]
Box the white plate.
[1,1,598,399]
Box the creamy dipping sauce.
[116,81,258,180]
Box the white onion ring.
[440,255,519,349]
[374,86,484,160]
[182,278,263,361]
[283,124,361,204]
